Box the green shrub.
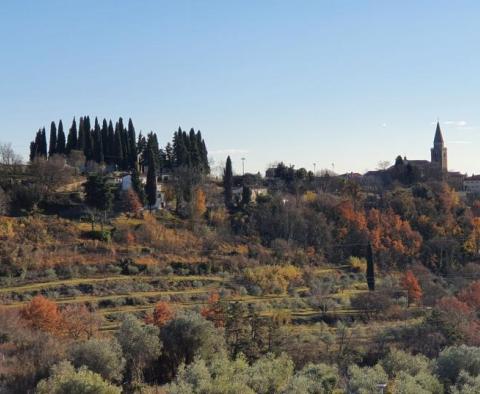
[83,230,111,242]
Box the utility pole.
[241,157,245,176]
[313,162,316,174]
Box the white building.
[464,175,480,194]
[121,174,165,209]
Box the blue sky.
[2,1,480,175]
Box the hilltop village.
[1,118,480,392]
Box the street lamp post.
[241,157,245,176]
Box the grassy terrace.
[0,274,225,294]
[0,260,398,335]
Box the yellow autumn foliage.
[244,264,301,294]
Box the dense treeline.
[29,117,209,174]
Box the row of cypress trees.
[30,117,137,170]
[29,118,210,175]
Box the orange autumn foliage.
[401,270,423,304]
[20,295,62,334]
[20,295,100,338]
[145,301,174,328]
[336,200,367,231]
[367,208,422,259]
[201,292,225,328]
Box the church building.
[363,122,465,190]
[430,122,448,171]
[404,122,448,173]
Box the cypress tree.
[201,139,210,174]
[173,128,188,167]
[146,132,160,169]
[85,130,93,161]
[113,125,124,169]
[48,121,57,157]
[29,141,36,162]
[127,118,137,169]
[196,130,209,173]
[77,116,85,151]
[145,148,157,210]
[107,120,115,164]
[165,142,174,171]
[84,116,93,160]
[57,120,66,154]
[40,128,47,157]
[93,117,104,163]
[66,117,78,154]
[189,128,200,168]
[29,129,44,161]
[366,242,375,291]
[101,119,108,161]
[131,165,146,204]
[223,156,233,208]
[195,130,208,173]
[137,132,147,172]
[182,131,191,166]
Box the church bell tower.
[431,121,447,172]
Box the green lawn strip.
[0,274,225,294]
[58,286,219,304]
[3,286,220,308]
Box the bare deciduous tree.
[377,160,391,170]
[0,142,23,177]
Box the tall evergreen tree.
[146,132,160,169]
[145,148,157,210]
[39,128,47,157]
[29,141,36,162]
[182,130,191,167]
[29,129,46,161]
[66,118,78,154]
[366,242,375,291]
[201,140,209,173]
[189,128,201,168]
[84,116,93,160]
[223,156,233,208]
[173,128,188,167]
[48,121,57,157]
[195,130,209,173]
[137,132,147,172]
[127,118,137,169]
[101,119,108,162]
[77,116,85,151]
[113,124,124,169]
[106,120,115,164]
[56,120,66,154]
[131,165,146,204]
[164,142,174,171]
[93,117,104,163]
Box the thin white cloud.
[444,120,468,127]
[381,123,387,128]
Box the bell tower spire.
[431,121,447,171]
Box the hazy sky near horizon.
[2,1,480,175]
